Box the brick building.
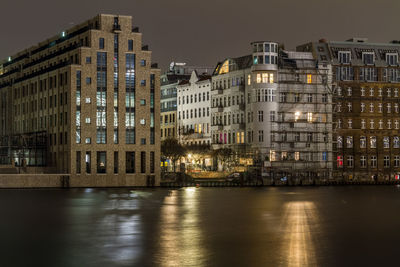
[0,14,160,186]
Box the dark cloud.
[1,0,399,72]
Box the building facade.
[177,71,211,145]
[211,41,333,179]
[160,63,212,141]
[298,38,400,181]
[0,14,161,186]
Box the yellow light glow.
[307,112,313,122]
[295,112,301,121]
[307,74,312,84]
[247,75,251,85]
[219,60,229,74]
[262,73,269,83]
[256,73,262,83]
[269,73,274,83]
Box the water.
[1,186,400,267]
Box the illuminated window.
[241,132,244,143]
[269,73,274,83]
[295,152,300,161]
[247,75,251,85]
[370,136,376,148]
[384,136,390,148]
[307,74,312,84]
[360,156,367,168]
[307,112,313,122]
[219,60,229,74]
[295,111,301,122]
[394,136,400,148]
[360,136,366,148]
[262,73,268,83]
[337,136,343,148]
[270,150,276,161]
[256,74,261,83]
[347,136,353,148]
[337,156,343,168]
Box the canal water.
[1,186,400,267]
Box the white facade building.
[211,41,333,180]
[177,71,212,145]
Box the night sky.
[0,0,399,71]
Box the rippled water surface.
[2,186,400,267]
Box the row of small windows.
[179,108,210,120]
[212,131,245,144]
[337,136,400,149]
[278,92,328,103]
[76,151,155,174]
[14,93,68,115]
[269,151,328,162]
[180,123,210,134]
[14,112,68,133]
[337,102,400,113]
[336,67,400,82]
[338,51,399,66]
[336,119,399,129]
[99,38,135,51]
[337,155,400,168]
[253,43,278,53]
[337,87,399,97]
[212,113,244,126]
[13,72,69,99]
[248,73,275,85]
[178,92,209,105]
[213,95,244,108]
[212,77,245,90]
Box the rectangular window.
[141,151,146,173]
[307,74,312,84]
[150,151,155,173]
[126,152,135,173]
[97,151,106,174]
[76,151,81,174]
[99,38,105,49]
[128,40,133,51]
[85,152,91,174]
[114,152,118,174]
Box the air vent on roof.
[390,40,400,44]
[132,27,139,33]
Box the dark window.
[126,152,135,173]
[128,40,133,51]
[114,152,118,174]
[76,151,81,174]
[86,77,91,84]
[150,151,155,173]
[99,38,105,49]
[140,60,146,66]
[141,138,146,145]
[86,57,92,64]
[97,151,106,173]
[141,151,146,173]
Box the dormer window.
[386,53,398,66]
[362,52,375,65]
[338,51,351,64]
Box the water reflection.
[281,201,319,267]
[157,188,207,267]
